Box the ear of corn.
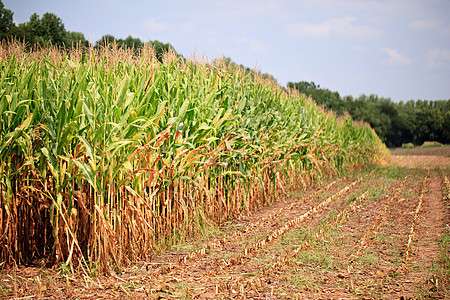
[0,41,387,272]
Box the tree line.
[0,1,175,62]
[0,1,277,79]
[287,81,450,148]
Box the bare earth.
[391,155,450,169]
[1,155,449,299]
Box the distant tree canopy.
[1,7,89,48]
[94,35,179,63]
[0,0,178,61]
[288,81,344,114]
[0,0,14,40]
[288,81,450,148]
[214,56,278,83]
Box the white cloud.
[427,47,450,68]
[289,16,379,38]
[409,19,441,31]
[249,40,267,53]
[352,45,364,52]
[142,18,169,32]
[316,0,435,19]
[381,48,411,65]
[290,21,330,38]
[234,38,267,53]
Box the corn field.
[0,42,387,272]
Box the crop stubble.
[2,163,448,299]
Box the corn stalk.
[0,41,387,272]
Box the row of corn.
[0,42,388,272]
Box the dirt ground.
[1,155,449,299]
[390,145,450,157]
[390,155,450,169]
[390,145,450,169]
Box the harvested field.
[391,155,450,169]
[1,162,449,299]
[391,145,450,157]
[391,145,450,169]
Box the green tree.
[443,110,450,143]
[150,39,176,62]
[290,80,450,147]
[95,34,117,48]
[122,35,144,50]
[36,13,68,47]
[9,23,32,42]
[287,81,344,114]
[66,31,90,47]
[94,34,143,51]
[413,108,444,145]
[25,13,41,44]
[396,101,415,145]
[10,12,69,47]
[94,35,180,62]
[0,0,14,40]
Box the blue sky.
[5,0,450,102]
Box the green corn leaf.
[73,159,95,189]
[77,134,95,162]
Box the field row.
[4,166,448,298]
[0,45,387,270]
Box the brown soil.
[1,163,449,299]
[391,145,450,169]
[391,155,450,169]
[391,145,450,157]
